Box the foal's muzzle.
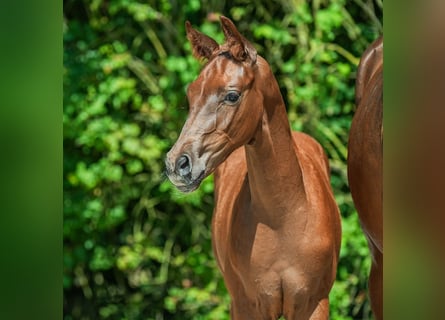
[165,152,205,193]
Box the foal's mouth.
[175,170,206,193]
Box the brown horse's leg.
[369,246,383,320]
[228,284,261,320]
[284,297,329,320]
[229,300,265,320]
[308,298,329,320]
[229,288,282,320]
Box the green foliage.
[64,0,382,319]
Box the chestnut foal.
[165,17,341,319]
[347,36,383,320]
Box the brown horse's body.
[166,17,341,319]
[347,36,383,320]
[213,131,340,319]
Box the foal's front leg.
[307,298,329,320]
[230,301,282,320]
[229,286,282,320]
[284,297,329,320]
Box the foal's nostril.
[176,154,192,177]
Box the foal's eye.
[224,91,241,104]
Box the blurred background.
[63,0,382,319]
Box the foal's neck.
[245,58,306,221]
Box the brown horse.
[165,17,341,319]
[347,36,383,320]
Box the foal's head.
[165,16,263,192]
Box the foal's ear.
[185,21,219,60]
[220,16,257,64]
